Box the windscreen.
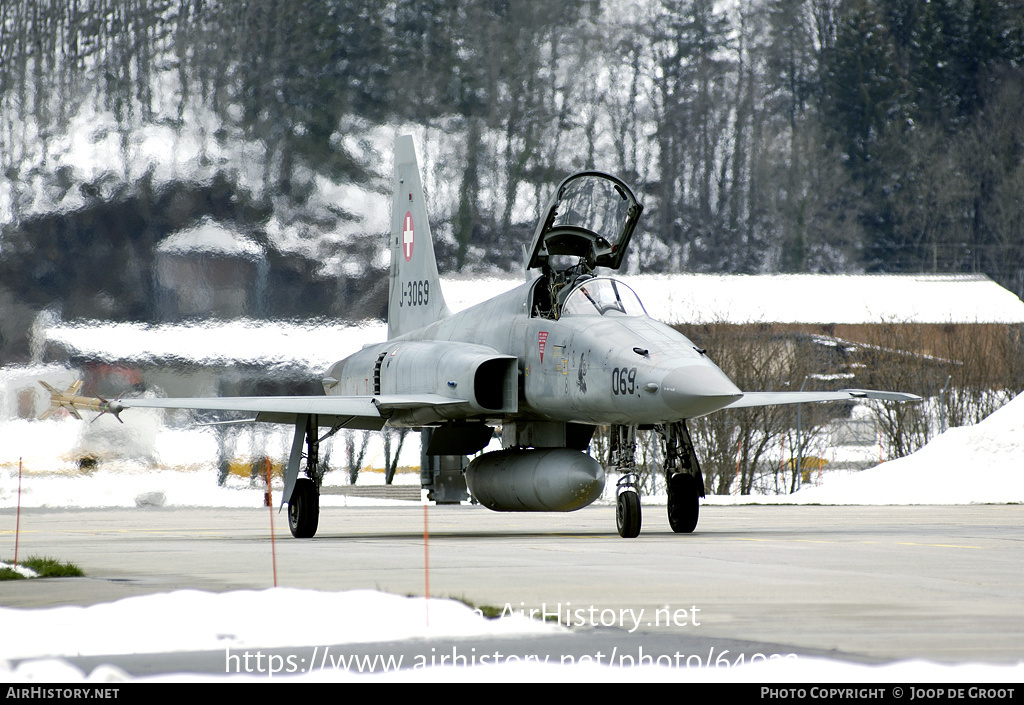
[560,278,647,317]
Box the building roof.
[41,318,386,371]
[442,273,1024,325]
[36,274,1024,373]
[156,218,264,259]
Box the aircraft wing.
[120,393,469,429]
[38,386,473,509]
[724,389,921,409]
[40,381,468,431]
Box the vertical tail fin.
[388,135,450,340]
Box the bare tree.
[345,429,371,485]
[382,427,410,485]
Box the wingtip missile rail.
[38,381,124,423]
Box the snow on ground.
[0,590,1022,683]
[2,395,1022,682]
[784,392,1024,506]
[0,589,558,662]
[0,587,1021,684]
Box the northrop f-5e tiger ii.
[43,135,919,538]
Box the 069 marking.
[611,367,637,395]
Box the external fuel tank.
[465,448,605,512]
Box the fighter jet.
[43,135,919,538]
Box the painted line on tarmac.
[727,536,985,549]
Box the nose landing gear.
[611,421,704,537]
[612,425,641,538]
[616,473,641,538]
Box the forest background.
[2,0,1023,364]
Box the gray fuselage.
[324,276,742,431]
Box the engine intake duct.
[377,342,517,420]
[474,358,511,410]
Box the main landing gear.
[288,477,319,538]
[285,414,341,539]
[660,421,704,534]
[611,421,705,538]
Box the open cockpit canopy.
[526,172,643,272]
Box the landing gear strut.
[286,414,323,538]
[611,425,641,538]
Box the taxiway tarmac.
[3,503,1023,666]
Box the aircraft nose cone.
[660,365,742,417]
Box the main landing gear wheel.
[616,489,641,538]
[288,477,320,538]
[667,472,699,534]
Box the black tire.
[616,490,641,538]
[667,473,699,533]
[288,477,320,538]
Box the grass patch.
[402,592,506,618]
[405,592,551,622]
[447,595,513,620]
[22,556,85,577]
[467,601,508,619]
[0,556,84,580]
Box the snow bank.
[0,589,559,661]
[789,393,1024,505]
[1,589,1021,682]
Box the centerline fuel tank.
[465,448,605,512]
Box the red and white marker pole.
[423,501,430,628]
[15,457,23,566]
[266,457,278,588]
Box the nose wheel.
[611,425,642,538]
[616,474,641,538]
